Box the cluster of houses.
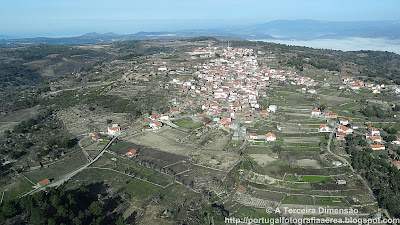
[248,132,277,142]
[170,47,283,139]
[141,113,169,130]
[340,76,385,94]
[313,108,392,151]
[189,46,217,58]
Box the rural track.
[21,136,118,197]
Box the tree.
[115,216,127,225]
[271,145,283,153]
[89,201,103,216]
[1,201,17,218]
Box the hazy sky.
[1,0,399,37]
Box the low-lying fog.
[257,37,400,54]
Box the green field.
[175,121,203,129]
[233,206,278,219]
[314,197,351,206]
[123,178,162,200]
[299,176,334,183]
[339,102,357,110]
[288,183,312,190]
[1,175,34,201]
[308,124,323,128]
[288,142,320,147]
[282,195,314,205]
[109,141,129,151]
[24,151,88,183]
[285,147,320,151]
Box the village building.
[324,112,338,119]
[311,109,321,117]
[318,125,332,133]
[339,118,349,125]
[392,137,400,145]
[265,132,276,142]
[150,121,163,130]
[369,136,382,143]
[338,125,353,134]
[249,133,258,140]
[336,180,347,185]
[108,125,121,136]
[371,145,385,150]
[38,178,51,187]
[336,132,347,140]
[125,149,137,158]
[392,161,400,170]
[332,161,343,166]
[367,126,380,136]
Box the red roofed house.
[249,133,258,140]
[126,149,137,158]
[237,185,246,194]
[38,178,51,187]
[108,125,121,136]
[318,125,332,133]
[150,121,163,130]
[324,113,338,119]
[90,132,103,142]
[149,114,159,120]
[369,136,382,143]
[392,161,400,169]
[371,145,385,150]
[336,132,347,140]
[367,126,380,136]
[265,132,276,142]
[339,118,349,126]
[311,109,321,117]
[338,125,353,134]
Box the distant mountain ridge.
[250,19,400,40]
[1,19,400,47]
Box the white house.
[249,133,258,140]
[108,125,121,136]
[332,161,343,166]
[371,145,385,150]
[392,137,400,145]
[338,125,353,134]
[339,118,349,126]
[159,114,169,121]
[308,89,317,94]
[268,105,277,113]
[158,66,167,71]
[318,125,332,133]
[150,121,163,130]
[367,126,380,136]
[311,109,321,117]
[337,180,347,185]
[369,136,382,143]
[125,149,137,158]
[265,132,276,142]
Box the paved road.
[21,136,117,197]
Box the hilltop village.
[2,39,400,224]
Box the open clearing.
[191,150,240,171]
[24,151,88,183]
[126,131,192,156]
[249,154,277,167]
[297,159,321,168]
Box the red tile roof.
[38,179,51,186]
